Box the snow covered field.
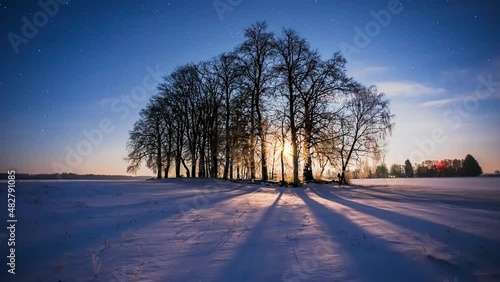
[1,178,499,282]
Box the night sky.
[1,0,499,175]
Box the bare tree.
[336,85,394,185]
[237,21,275,181]
[229,91,252,179]
[274,29,316,186]
[170,64,204,177]
[125,99,165,178]
[158,73,190,177]
[160,104,174,178]
[199,60,225,178]
[296,53,351,181]
[268,103,289,184]
[213,52,241,179]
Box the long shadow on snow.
[215,190,286,282]
[342,186,500,211]
[311,187,496,280]
[18,180,260,270]
[295,188,436,282]
[313,187,500,250]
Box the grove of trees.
[125,22,394,186]
[353,154,483,179]
[413,155,482,177]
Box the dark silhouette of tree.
[462,154,482,176]
[274,29,315,186]
[390,164,403,177]
[177,64,203,178]
[375,163,389,178]
[199,60,225,178]
[237,21,276,181]
[230,92,253,179]
[404,159,414,177]
[125,99,166,178]
[214,52,241,180]
[415,161,439,177]
[297,53,351,182]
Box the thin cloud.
[421,91,500,108]
[420,97,459,108]
[376,81,446,97]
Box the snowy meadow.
[0,178,499,282]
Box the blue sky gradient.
[1,0,499,174]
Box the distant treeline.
[352,154,486,178]
[0,173,151,180]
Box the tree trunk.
[291,132,299,187]
[223,93,231,179]
[303,104,313,181]
[210,111,219,178]
[256,105,268,181]
[280,148,285,185]
[198,143,205,178]
[191,145,197,178]
[249,93,256,180]
[175,131,182,178]
[229,157,233,180]
[340,168,346,186]
[271,142,276,181]
[165,132,173,179]
[182,158,190,178]
[260,133,268,181]
[156,134,162,179]
[288,77,299,187]
[340,145,355,185]
[211,149,218,178]
[175,155,181,177]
